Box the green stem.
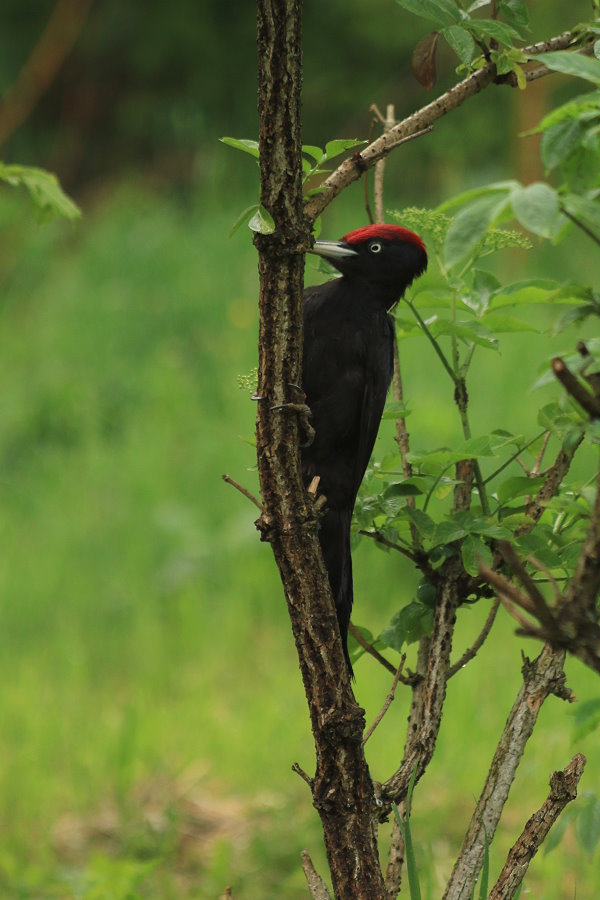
[483,431,546,485]
[456,376,491,516]
[405,298,457,385]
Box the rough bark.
[255,2,386,896]
[443,644,573,900]
[488,754,586,900]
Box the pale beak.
[309,240,358,260]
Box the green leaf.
[497,475,545,503]
[347,624,384,665]
[438,180,518,213]
[382,400,412,420]
[395,0,462,27]
[530,91,600,134]
[248,205,275,234]
[323,139,367,161]
[0,163,81,222]
[302,144,324,163]
[461,534,493,576]
[498,0,530,30]
[443,191,512,268]
[530,51,600,85]
[404,508,436,539]
[561,193,600,238]
[560,142,600,193]
[510,182,560,238]
[544,809,572,855]
[576,794,600,857]
[429,318,499,349]
[228,204,259,237]
[380,601,433,651]
[488,278,586,310]
[480,312,540,333]
[219,136,260,157]
[571,698,600,741]
[467,18,520,46]
[431,519,468,547]
[541,120,585,172]
[443,25,476,65]
[383,479,423,497]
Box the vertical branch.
[443,645,572,900]
[255,3,386,897]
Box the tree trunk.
[254,1,386,896]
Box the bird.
[301,224,428,675]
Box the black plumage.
[301,225,428,674]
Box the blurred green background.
[0,1,599,897]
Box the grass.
[0,179,598,897]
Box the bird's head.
[309,224,427,303]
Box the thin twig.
[561,207,600,249]
[498,542,557,630]
[482,431,547,484]
[552,356,600,418]
[488,754,586,900]
[374,103,395,223]
[478,565,539,618]
[358,528,416,562]
[348,621,414,682]
[363,655,407,744]
[530,431,551,476]
[292,761,315,790]
[304,30,582,222]
[222,473,263,510]
[301,850,332,900]
[448,599,500,678]
[405,298,457,385]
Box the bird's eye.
[369,241,382,254]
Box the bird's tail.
[318,506,354,677]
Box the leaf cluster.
[0,163,81,222]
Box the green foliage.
[571,697,600,741]
[221,136,366,236]
[0,163,80,222]
[361,73,600,653]
[397,0,532,84]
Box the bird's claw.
[270,387,315,448]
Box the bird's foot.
[271,384,315,447]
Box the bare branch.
[479,564,539,619]
[448,599,500,678]
[552,357,600,418]
[517,440,583,533]
[348,621,399,677]
[358,528,417,563]
[488,754,586,900]
[443,645,573,900]
[363,656,407,744]
[222,473,263,511]
[498,542,557,631]
[301,850,332,900]
[292,761,315,790]
[304,31,581,222]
